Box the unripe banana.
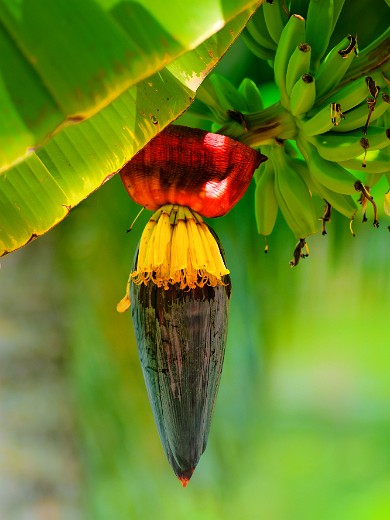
[297,137,358,195]
[292,155,358,219]
[246,6,277,51]
[289,74,316,116]
[362,172,384,189]
[272,145,319,238]
[274,14,306,108]
[238,78,264,112]
[263,0,287,45]
[195,77,229,123]
[286,43,312,96]
[241,28,276,61]
[210,74,248,113]
[254,160,279,236]
[306,0,335,72]
[338,148,390,173]
[307,127,390,161]
[310,75,373,117]
[287,155,319,195]
[298,103,337,136]
[332,91,390,133]
[315,36,357,99]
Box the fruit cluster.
[193,0,390,264]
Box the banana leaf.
[0,1,260,256]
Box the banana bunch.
[255,142,320,264]
[190,0,390,263]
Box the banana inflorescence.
[192,0,390,265]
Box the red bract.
[120,125,266,218]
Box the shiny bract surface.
[120,125,265,217]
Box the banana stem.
[237,102,297,146]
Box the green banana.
[338,148,390,173]
[305,0,335,72]
[307,127,390,161]
[286,43,312,96]
[241,28,276,61]
[310,75,374,116]
[314,185,357,221]
[194,77,228,123]
[332,91,390,133]
[238,78,264,112]
[362,172,384,189]
[254,159,279,236]
[298,103,337,136]
[274,14,306,108]
[210,74,248,113]
[291,154,358,220]
[315,36,357,99]
[287,154,318,194]
[298,137,358,195]
[246,6,277,52]
[272,144,319,238]
[289,74,316,116]
[263,0,287,45]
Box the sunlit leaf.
[0,0,259,170]
[0,4,259,256]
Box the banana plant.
[2,0,389,488]
[0,0,260,256]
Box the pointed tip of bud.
[179,476,190,488]
[177,468,195,488]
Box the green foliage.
[0,0,258,255]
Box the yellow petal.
[201,223,230,277]
[186,217,207,269]
[154,211,173,266]
[171,219,189,271]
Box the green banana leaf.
[0,1,259,256]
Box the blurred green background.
[1,2,390,519]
